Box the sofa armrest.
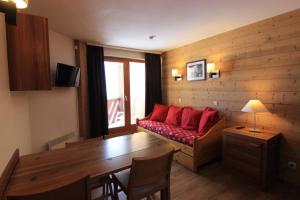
[197,119,225,141]
[136,113,152,125]
[193,119,225,155]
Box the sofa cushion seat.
[138,120,199,146]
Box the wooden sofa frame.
[137,117,225,172]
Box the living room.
[0,0,300,200]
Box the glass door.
[129,62,145,124]
[104,61,126,129]
[104,57,145,134]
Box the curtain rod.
[86,42,162,55]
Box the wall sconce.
[207,63,220,79]
[171,69,183,81]
[1,0,28,9]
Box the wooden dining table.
[6,132,177,196]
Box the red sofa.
[137,104,225,171]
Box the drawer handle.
[248,143,261,148]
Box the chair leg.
[166,186,170,200]
[102,185,106,199]
[161,187,170,200]
[113,181,119,200]
[160,189,165,200]
[104,184,108,200]
[108,181,113,198]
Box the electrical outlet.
[288,161,297,169]
[213,101,219,106]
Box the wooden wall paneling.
[74,40,90,138]
[162,8,300,186]
[6,13,51,91]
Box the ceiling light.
[1,0,28,9]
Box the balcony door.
[104,57,145,134]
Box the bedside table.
[222,127,281,190]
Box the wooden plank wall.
[74,40,90,139]
[162,8,300,185]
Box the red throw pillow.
[150,104,169,122]
[198,110,219,136]
[205,107,216,111]
[181,107,203,130]
[164,106,183,126]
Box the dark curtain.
[86,45,109,138]
[145,53,162,115]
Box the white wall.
[28,31,79,152]
[0,14,32,173]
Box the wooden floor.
[94,161,300,200]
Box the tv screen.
[55,63,80,87]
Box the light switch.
[213,101,219,106]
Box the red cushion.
[204,107,216,111]
[164,106,183,126]
[138,119,199,146]
[150,104,169,122]
[181,108,203,130]
[198,110,219,135]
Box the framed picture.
[186,59,206,81]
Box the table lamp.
[241,99,268,132]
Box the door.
[104,57,145,134]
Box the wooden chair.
[112,147,174,200]
[7,175,89,200]
[66,137,113,200]
[0,149,20,200]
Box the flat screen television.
[55,63,80,87]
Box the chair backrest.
[0,149,20,200]
[128,147,174,189]
[7,175,89,200]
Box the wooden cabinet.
[6,13,51,91]
[222,127,281,190]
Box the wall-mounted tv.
[55,63,80,87]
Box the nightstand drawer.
[224,135,262,157]
[223,156,261,179]
[224,147,262,167]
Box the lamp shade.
[171,69,179,77]
[241,100,268,113]
[14,0,28,9]
[2,0,28,9]
[207,63,215,73]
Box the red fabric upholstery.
[204,107,215,111]
[164,106,183,126]
[181,107,203,130]
[150,104,169,122]
[198,109,219,136]
[138,120,199,146]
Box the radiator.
[47,132,80,150]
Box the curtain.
[86,45,109,138]
[145,53,162,115]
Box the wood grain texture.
[5,132,175,197]
[0,149,19,200]
[162,8,300,185]
[222,127,281,189]
[113,162,300,200]
[7,175,88,200]
[75,40,90,138]
[6,13,51,91]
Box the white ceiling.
[23,0,300,52]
